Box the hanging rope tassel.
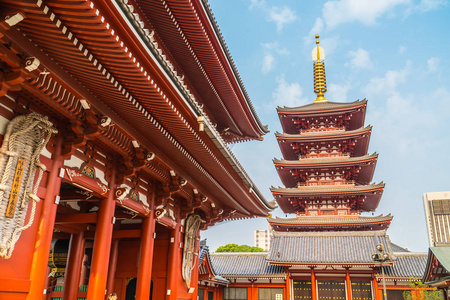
[0,113,57,259]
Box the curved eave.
[129,0,268,140]
[273,153,378,187]
[266,261,393,267]
[267,215,393,227]
[271,183,385,214]
[276,126,371,160]
[277,100,367,134]
[1,0,272,217]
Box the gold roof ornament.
[312,35,328,103]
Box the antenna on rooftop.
[312,35,328,103]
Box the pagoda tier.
[271,183,385,215]
[274,153,378,188]
[277,100,367,134]
[267,214,392,232]
[276,126,372,160]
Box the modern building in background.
[422,191,450,299]
[254,227,273,251]
[423,191,450,247]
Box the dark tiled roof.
[271,182,385,195]
[277,100,367,112]
[273,153,378,166]
[390,242,411,252]
[382,253,428,278]
[267,231,396,265]
[267,214,392,225]
[276,126,371,140]
[210,253,285,277]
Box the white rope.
[182,214,203,288]
[0,113,57,259]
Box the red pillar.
[346,268,352,300]
[87,165,116,300]
[27,136,64,300]
[63,231,85,300]
[106,238,120,295]
[311,268,317,300]
[373,274,380,300]
[285,271,291,300]
[166,223,182,300]
[135,188,156,300]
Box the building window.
[198,288,205,300]
[258,287,284,300]
[224,287,248,300]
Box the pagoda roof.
[381,253,428,280]
[198,240,229,285]
[267,214,393,227]
[277,99,368,113]
[271,183,385,214]
[276,126,372,160]
[277,100,367,133]
[210,253,285,278]
[267,230,396,266]
[268,214,392,232]
[274,153,378,187]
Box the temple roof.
[277,100,367,113]
[268,214,392,225]
[276,126,372,160]
[198,240,229,285]
[422,247,450,287]
[381,253,428,279]
[210,253,285,278]
[271,182,384,214]
[274,153,378,187]
[267,231,396,265]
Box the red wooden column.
[285,271,291,300]
[87,165,116,300]
[311,267,317,300]
[62,231,85,300]
[189,229,201,299]
[166,222,182,300]
[373,274,380,300]
[106,238,120,295]
[135,188,156,300]
[345,268,352,300]
[28,135,64,300]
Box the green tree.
[215,244,266,252]
[403,278,442,300]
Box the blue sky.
[200,0,450,253]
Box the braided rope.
[182,214,204,288]
[0,113,57,259]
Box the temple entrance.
[351,281,372,300]
[317,280,346,300]
[293,280,313,300]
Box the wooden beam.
[112,229,141,239]
[55,213,97,224]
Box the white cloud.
[304,18,324,44]
[249,1,297,32]
[427,57,439,73]
[416,0,447,12]
[268,6,297,31]
[261,42,290,55]
[328,83,350,102]
[322,0,411,28]
[262,54,275,74]
[398,46,407,54]
[269,76,308,109]
[347,48,374,69]
[363,61,411,96]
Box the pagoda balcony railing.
[298,180,355,187]
[299,126,345,134]
[300,153,350,159]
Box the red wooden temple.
[198,36,428,300]
[0,0,276,299]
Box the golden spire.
[312,35,327,103]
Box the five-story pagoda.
[267,36,395,300]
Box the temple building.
[200,36,429,300]
[422,191,450,298]
[0,0,276,299]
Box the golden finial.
[312,35,327,103]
